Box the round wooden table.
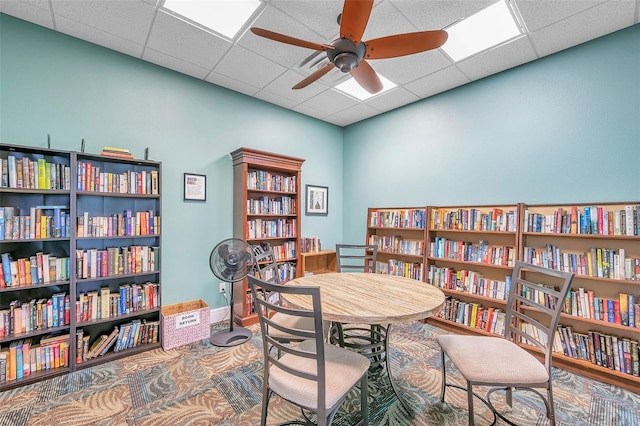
[283,272,445,416]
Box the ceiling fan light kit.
[250,0,447,95]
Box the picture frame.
[184,173,206,201]
[305,184,328,216]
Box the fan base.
[210,327,253,347]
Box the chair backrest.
[254,248,281,284]
[336,244,378,273]
[505,261,574,374]
[248,275,328,406]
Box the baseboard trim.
[210,306,230,324]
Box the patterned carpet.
[0,322,638,425]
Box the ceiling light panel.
[162,0,262,39]
[336,74,397,101]
[442,0,523,62]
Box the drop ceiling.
[1,0,639,126]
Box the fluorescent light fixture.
[441,0,522,62]
[163,0,262,39]
[335,74,396,101]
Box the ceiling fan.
[250,0,448,94]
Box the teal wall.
[0,14,344,310]
[343,24,640,244]
[2,14,639,310]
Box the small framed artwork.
[184,173,206,201]
[305,184,328,216]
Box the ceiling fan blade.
[350,60,383,94]
[293,62,336,90]
[340,0,374,45]
[251,27,334,51]
[364,30,448,59]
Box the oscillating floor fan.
[209,238,255,347]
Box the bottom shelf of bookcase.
[75,342,162,369]
[522,344,640,393]
[234,313,259,327]
[0,366,70,391]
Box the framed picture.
[184,173,206,201]
[305,184,328,216]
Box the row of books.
[0,293,70,338]
[76,161,159,195]
[430,208,518,233]
[369,209,425,229]
[375,260,424,281]
[300,236,321,253]
[523,245,640,281]
[428,265,511,301]
[76,319,159,363]
[75,245,159,279]
[0,155,71,190]
[524,284,640,329]
[368,234,424,256]
[0,205,71,241]
[246,195,296,215]
[523,205,640,236]
[77,282,159,323]
[0,253,71,288]
[438,297,506,336]
[76,209,159,238]
[523,323,640,377]
[246,170,296,193]
[246,219,296,240]
[0,334,70,382]
[430,237,516,267]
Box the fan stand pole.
[210,280,252,347]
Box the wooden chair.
[248,275,370,426]
[436,261,574,426]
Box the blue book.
[628,294,635,327]
[1,253,12,286]
[607,299,615,323]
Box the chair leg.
[547,384,556,426]
[467,381,475,426]
[360,372,368,426]
[506,386,512,407]
[261,386,271,426]
[440,350,447,402]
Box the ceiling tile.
[456,36,538,81]
[205,71,261,97]
[322,114,354,126]
[292,103,332,120]
[269,0,344,39]
[237,4,326,68]
[297,89,360,116]
[515,0,607,32]
[529,1,637,57]
[405,65,470,99]
[213,45,287,88]
[51,0,156,45]
[365,87,420,112]
[53,14,144,57]
[142,47,209,79]
[253,90,299,109]
[146,10,231,70]
[361,1,417,41]
[390,0,495,30]
[259,69,329,103]
[0,0,54,29]
[330,103,382,124]
[369,49,452,85]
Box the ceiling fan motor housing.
[328,38,366,72]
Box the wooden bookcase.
[301,250,336,275]
[366,207,428,280]
[0,143,161,391]
[230,147,303,326]
[424,204,521,336]
[520,202,640,391]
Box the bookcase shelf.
[301,250,337,275]
[366,207,427,280]
[0,143,162,390]
[231,147,304,327]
